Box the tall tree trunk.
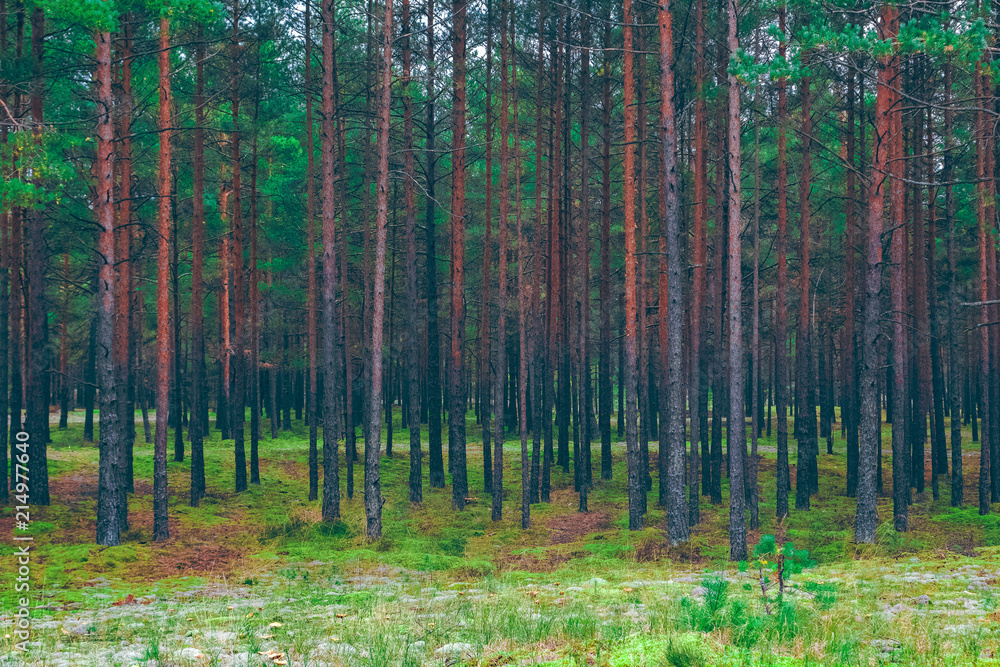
[578,0,593,508]
[927,102,947,501]
[660,0,687,544]
[58,255,68,431]
[945,57,962,507]
[709,36,725,505]
[541,7,557,503]
[623,0,642,531]
[10,212,22,452]
[512,2,530,528]
[492,0,512,522]
[219,188,231,442]
[480,0,494,493]
[795,66,815,510]
[321,0,342,521]
[890,17,908,531]
[844,67,858,497]
[0,129,7,500]
[425,0,444,489]
[95,27,122,546]
[636,36,650,500]
[749,26,761,530]
[911,92,930,498]
[190,28,206,507]
[365,0,392,539]
[690,0,706,517]
[305,1,319,503]
[977,57,992,516]
[231,0,247,494]
[725,0,746,561]
[855,4,894,543]
[172,167,184,464]
[249,106,261,484]
[402,0,421,504]
[124,14,140,461]
[25,5,48,505]
[450,0,468,510]
[0,8,8,501]
[599,7,612,480]
[153,15,172,541]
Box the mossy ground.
[0,406,996,665]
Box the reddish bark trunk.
[153,16,172,541]
[659,0,687,543]
[623,0,642,531]
[855,3,890,542]
[365,0,393,539]
[95,27,122,546]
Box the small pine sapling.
[740,523,815,614]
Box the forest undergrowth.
[1,408,999,666]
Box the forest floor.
[0,409,999,666]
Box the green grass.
[0,406,997,664]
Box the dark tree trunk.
[121,49,137,490]
[749,26,761,530]
[364,0,392,539]
[795,67,815,511]
[58,254,69,430]
[599,8,612,480]
[425,0,444,489]
[402,0,421,504]
[172,169,184,464]
[912,97,930,498]
[248,92,261,485]
[0,149,7,501]
[321,0,342,521]
[660,0,687,543]
[305,1,319,503]
[450,0,468,510]
[25,6,48,506]
[480,0,494,494]
[10,208,22,453]
[512,2,529,528]
[926,100,946,501]
[945,58,962,507]
[844,66,858,497]
[219,192,231,442]
[190,29,207,506]
[977,58,992,516]
[577,0,593,508]
[775,2,790,520]
[492,0,512,523]
[84,313,96,443]
[890,20,908,531]
[690,0,706,519]
[856,3,891,544]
